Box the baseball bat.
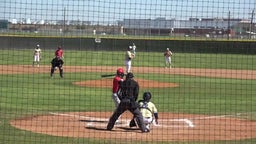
[101,74,116,78]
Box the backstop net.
[0,0,256,143]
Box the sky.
[0,0,255,24]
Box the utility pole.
[228,10,230,40]
[249,9,255,39]
[63,6,66,34]
[61,6,67,48]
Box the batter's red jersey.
[112,75,123,93]
[55,49,63,58]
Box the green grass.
[1,49,256,143]
[0,49,256,70]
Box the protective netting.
[0,0,256,144]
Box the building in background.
[118,17,249,38]
[1,17,255,39]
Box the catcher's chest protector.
[141,102,148,109]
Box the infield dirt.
[3,65,256,142]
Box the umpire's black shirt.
[119,78,139,102]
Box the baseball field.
[1,49,256,144]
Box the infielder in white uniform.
[124,46,135,73]
[33,44,42,67]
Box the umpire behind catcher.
[107,72,149,133]
[50,57,64,78]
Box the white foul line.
[49,112,110,121]
[154,119,194,128]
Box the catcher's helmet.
[116,67,124,77]
[126,72,134,79]
[143,92,152,102]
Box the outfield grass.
[0,49,256,143]
[0,49,255,69]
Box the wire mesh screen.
[0,0,256,144]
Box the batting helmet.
[116,67,124,77]
[143,92,152,102]
[126,72,134,79]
